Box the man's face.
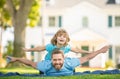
[52,53,64,70]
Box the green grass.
[0,67,39,74]
[0,74,120,79]
[0,68,120,79]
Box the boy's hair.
[51,29,70,46]
[51,48,64,58]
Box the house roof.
[71,29,107,41]
[45,0,120,10]
[70,29,108,46]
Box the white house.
[25,0,120,68]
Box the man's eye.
[53,59,56,61]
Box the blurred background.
[0,0,120,70]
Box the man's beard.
[53,63,63,70]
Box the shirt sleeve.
[66,58,80,69]
[45,44,54,51]
[36,60,51,72]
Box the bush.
[116,64,120,69]
[105,59,114,69]
[3,41,13,58]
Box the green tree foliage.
[3,41,13,58]
[0,0,40,27]
[0,0,11,28]
[28,0,40,27]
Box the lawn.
[0,67,39,74]
[0,74,120,79]
[0,67,120,79]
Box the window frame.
[48,16,56,27]
[82,16,89,28]
[108,15,120,28]
[114,16,120,27]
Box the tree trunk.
[6,0,34,67]
[13,13,26,57]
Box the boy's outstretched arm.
[23,46,46,52]
[71,47,91,54]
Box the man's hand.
[6,56,17,63]
[98,45,111,53]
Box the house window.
[82,16,88,28]
[115,16,120,27]
[115,0,120,4]
[107,0,115,4]
[108,15,120,28]
[37,16,42,27]
[81,46,89,66]
[107,0,120,4]
[115,46,120,53]
[49,16,56,27]
[115,46,120,64]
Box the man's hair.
[51,48,64,58]
[51,29,70,46]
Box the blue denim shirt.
[36,58,80,76]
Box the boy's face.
[57,34,67,45]
[52,53,64,70]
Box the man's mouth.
[55,64,61,66]
[54,64,62,68]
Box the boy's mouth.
[60,39,64,42]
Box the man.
[7,45,110,76]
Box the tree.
[0,0,40,66]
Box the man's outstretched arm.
[6,56,37,69]
[79,45,110,64]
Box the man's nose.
[55,60,59,63]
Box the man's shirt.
[36,57,80,76]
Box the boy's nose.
[60,36,64,38]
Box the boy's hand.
[23,48,29,52]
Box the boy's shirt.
[45,43,71,60]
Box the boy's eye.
[63,36,66,38]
